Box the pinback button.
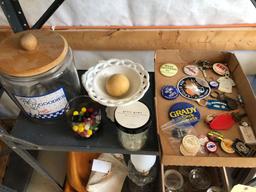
[209,80,219,89]
[206,141,217,153]
[183,65,199,76]
[207,130,224,142]
[160,63,178,77]
[221,139,235,154]
[198,135,209,146]
[213,63,229,76]
[198,135,209,154]
[169,102,200,127]
[177,76,211,100]
[161,85,179,100]
[182,135,200,154]
[180,144,197,156]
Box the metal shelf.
[3,152,36,192]
[10,72,159,156]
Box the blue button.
[169,102,200,127]
[209,81,219,89]
[161,85,179,100]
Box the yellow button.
[160,63,178,77]
[221,139,235,154]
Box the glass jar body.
[0,48,80,121]
[117,128,148,151]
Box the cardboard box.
[155,50,256,167]
[161,165,228,192]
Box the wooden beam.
[1,28,256,50]
[0,30,12,42]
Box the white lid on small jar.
[115,101,150,129]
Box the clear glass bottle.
[188,168,211,191]
[164,169,184,192]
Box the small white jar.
[114,101,151,151]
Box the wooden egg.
[105,74,130,97]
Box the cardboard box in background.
[154,50,256,167]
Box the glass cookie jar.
[0,30,80,121]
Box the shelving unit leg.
[0,127,63,192]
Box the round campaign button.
[221,139,235,154]
[169,102,200,127]
[213,63,229,76]
[177,76,211,100]
[198,135,209,146]
[182,135,201,154]
[209,80,219,89]
[205,141,217,153]
[160,63,178,77]
[180,144,197,156]
[183,65,199,76]
[161,85,179,100]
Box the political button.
[183,65,199,76]
[177,76,211,100]
[198,135,209,154]
[205,141,217,153]
[180,144,197,156]
[169,102,200,127]
[198,135,209,146]
[209,80,219,89]
[213,63,229,76]
[160,63,178,77]
[161,85,179,100]
[207,130,224,142]
[182,135,201,154]
[221,139,235,154]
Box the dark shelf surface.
[11,72,159,155]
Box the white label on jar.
[115,101,150,129]
[15,88,68,119]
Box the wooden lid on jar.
[0,30,68,77]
